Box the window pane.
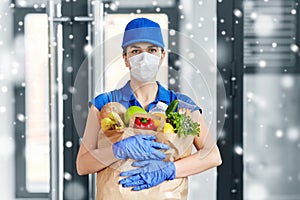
[15,0,47,8]
[244,74,300,199]
[110,0,175,8]
[243,0,298,68]
[24,13,50,193]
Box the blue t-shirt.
[90,81,202,113]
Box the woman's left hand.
[119,160,176,191]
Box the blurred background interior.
[0,0,299,199]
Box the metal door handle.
[52,17,71,22]
[52,16,93,23]
[74,16,94,22]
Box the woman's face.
[123,42,165,69]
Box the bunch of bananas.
[99,102,126,131]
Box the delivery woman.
[76,17,222,199]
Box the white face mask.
[128,52,160,82]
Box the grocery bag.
[96,127,195,200]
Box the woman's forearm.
[174,144,222,178]
[76,145,118,175]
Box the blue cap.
[121,18,165,49]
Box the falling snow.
[275,130,284,138]
[290,44,299,53]
[65,141,73,148]
[17,113,25,122]
[0,0,300,199]
[0,106,6,113]
[109,3,118,11]
[1,86,8,93]
[66,66,73,73]
[68,86,77,94]
[258,60,266,68]
[286,127,300,142]
[169,29,176,36]
[233,9,243,18]
[281,75,294,89]
[64,172,72,181]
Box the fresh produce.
[109,111,125,129]
[100,102,127,120]
[166,112,200,137]
[101,117,115,131]
[134,117,155,130]
[124,106,147,125]
[100,111,125,131]
[99,100,200,136]
[165,100,200,137]
[163,123,175,134]
[165,99,179,115]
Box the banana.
[100,111,125,131]
[100,117,115,131]
[109,111,125,130]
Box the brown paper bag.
[96,127,195,200]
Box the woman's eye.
[149,48,157,53]
[131,49,139,54]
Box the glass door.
[13,0,65,199]
[12,0,102,199]
[217,0,300,199]
[10,2,51,199]
[49,0,101,199]
[90,1,220,200]
[243,0,300,199]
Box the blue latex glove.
[119,160,176,191]
[112,135,169,161]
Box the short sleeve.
[89,92,111,111]
[175,93,203,114]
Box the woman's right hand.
[112,135,169,161]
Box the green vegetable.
[165,100,179,116]
[166,112,200,137]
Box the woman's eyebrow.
[147,45,159,48]
[128,45,159,49]
[128,45,141,49]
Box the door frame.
[217,0,244,199]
